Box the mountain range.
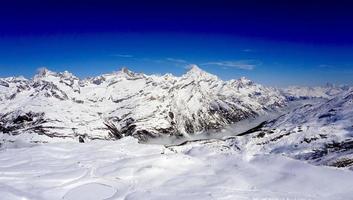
[1,65,352,168]
[0,65,285,143]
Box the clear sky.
[0,0,353,87]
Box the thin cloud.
[165,58,188,63]
[201,60,259,70]
[241,49,254,52]
[112,54,134,58]
[318,64,334,68]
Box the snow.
[282,85,350,100]
[1,66,353,199]
[0,137,352,200]
[234,89,353,168]
[0,66,286,142]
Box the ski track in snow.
[0,137,353,200]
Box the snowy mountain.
[239,88,353,168]
[0,65,285,143]
[1,67,353,200]
[282,84,350,100]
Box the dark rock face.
[329,158,353,168]
[0,112,47,135]
[104,122,123,140]
[0,80,9,88]
[33,81,69,100]
[78,136,85,143]
[310,140,353,160]
[13,114,33,124]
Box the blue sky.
[0,0,353,86]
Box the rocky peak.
[162,73,175,79]
[59,70,77,80]
[229,77,254,88]
[34,67,57,79]
[121,67,132,75]
[0,76,29,86]
[119,67,144,80]
[238,77,253,85]
[0,79,10,87]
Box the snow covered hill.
[282,84,350,100]
[239,88,353,168]
[0,65,285,143]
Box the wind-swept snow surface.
[0,137,353,200]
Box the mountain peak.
[239,76,252,84]
[185,64,217,80]
[120,67,131,74]
[59,70,77,80]
[118,67,145,79]
[187,64,203,73]
[118,67,136,77]
[228,77,254,88]
[34,67,57,79]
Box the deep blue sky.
[0,0,353,86]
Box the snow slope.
[0,65,285,142]
[282,84,350,100]
[239,88,353,168]
[0,137,352,200]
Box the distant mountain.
[0,65,285,143]
[282,84,351,100]
[240,88,353,168]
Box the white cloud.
[165,58,188,63]
[201,60,259,70]
[242,49,254,52]
[112,54,134,58]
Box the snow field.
[1,137,353,200]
